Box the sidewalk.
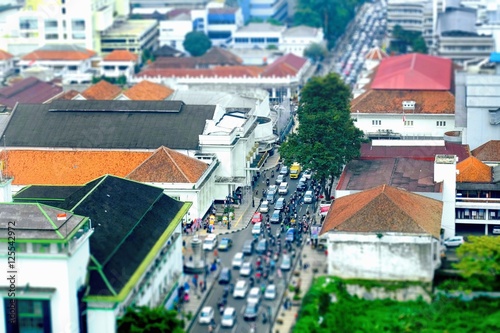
[181,151,282,330]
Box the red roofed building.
[19,45,97,85]
[136,53,311,101]
[0,77,63,109]
[351,53,456,140]
[0,49,14,80]
[101,50,140,81]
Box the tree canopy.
[390,25,428,54]
[454,236,500,291]
[117,306,185,333]
[279,73,363,197]
[304,43,328,62]
[183,31,212,57]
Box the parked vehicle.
[256,238,267,254]
[252,222,262,235]
[280,165,289,176]
[260,200,269,213]
[218,237,233,251]
[275,174,285,185]
[198,306,214,324]
[303,169,313,179]
[280,254,292,271]
[221,307,237,328]
[243,239,255,256]
[304,190,314,203]
[232,252,244,269]
[233,280,249,298]
[289,162,301,179]
[247,287,261,304]
[252,212,263,224]
[444,236,464,247]
[275,197,285,210]
[243,302,259,321]
[270,210,281,224]
[219,267,232,285]
[264,284,276,300]
[240,262,253,277]
[266,190,278,204]
[278,182,289,195]
[202,234,218,251]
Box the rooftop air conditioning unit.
[402,101,416,111]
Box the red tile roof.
[351,89,455,114]
[81,80,122,100]
[103,50,139,62]
[122,80,174,100]
[456,156,492,183]
[138,66,264,78]
[0,77,63,108]
[261,53,307,77]
[53,89,80,100]
[359,142,470,162]
[471,140,500,162]
[370,53,453,90]
[127,146,209,183]
[2,150,152,185]
[365,47,388,60]
[321,184,442,238]
[0,49,13,60]
[22,47,96,61]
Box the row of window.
[234,37,279,43]
[46,33,85,40]
[371,120,447,127]
[20,18,86,31]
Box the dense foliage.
[279,73,363,198]
[117,306,185,333]
[303,43,328,62]
[183,31,212,57]
[294,277,500,333]
[294,0,365,49]
[390,25,428,54]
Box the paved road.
[191,171,318,333]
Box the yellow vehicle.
[289,162,301,179]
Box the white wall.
[326,232,439,282]
[159,19,192,52]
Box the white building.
[321,184,443,282]
[280,25,324,57]
[231,22,285,49]
[100,19,159,58]
[158,10,193,52]
[0,50,15,81]
[100,50,139,81]
[1,0,130,56]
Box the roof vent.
[489,108,500,125]
[402,101,416,110]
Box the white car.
[304,190,314,204]
[252,222,262,235]
[264,284,276,300]
[198,306,214,324]
[233,280,248,298]
[221,307,237,328]
[247,287,261,304]
[260,200,269,213]
[303,169,312,179]
[232,252,244,269]
[240,262,253,277]
[278,182,288,195]
[275,174,285,185]
[444,236,464,247]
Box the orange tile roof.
[320,184,442,238]
[81,80,122,100]
[53,89,80,100]
[0,49,13,60]
[127,146,209,183]
[351,89,455,114]
[2,150,152,185]
[456,156,492,183]
[103,50,139,62]
[471,140,500,162]
[22,48,96,61]
[365,47,388,60]
[122,80,174,100]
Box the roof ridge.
[163,147,191,182]
[70,175,108,211]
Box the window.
[372,120,381,126]
[72,32,85,39]
[67,65,77,71]
[44,19,58,29]
[45,33,58,40]
[62,7,66,14]
[436,121,446,127]
[7,299,53,332]
[404,120,414,126]
[20,18,38,30]
[71,19,85,31]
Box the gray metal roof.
[0,100,216,150]
[437,8,477,35]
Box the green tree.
[117,306,185,333]
[304,43,328,62]
[279,73,363,198]
[391,24,428,54]
[183,31,212,57]
[411,37,428,54]
[454,236,500,291]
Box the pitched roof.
[365,47,388,60]
[138,66,264,78]
[122,80,174,100]
[54,89,80,100]
[2,149,152,185]
[0,77,63,108]
[261,53,307,77]
[102,50,139,62]
[282,25,321,38]
[150,47,242,68]
[350,89,455,114]
[1,100,216,150]
[321,184,442,238]
[127,146,208,183]
[337,158,439,193]
[370,53,453,90]
[471,140,500,162]
[153,45,184,58]
[0,49,13,60]
[81,80,122,100]
[456,156,492,183]
[359,142,470,162]
[21,44,96,61]
[13,175,187,299]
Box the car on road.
[252,222,262,235]
[444,236,464,247]
[270,209,281,224]
[256,238,267,254]
[233,280,248,298]
[232,252,244,269]
[297,180,307,192]
[202,234,218,251]
[218,237,233,251]
[260,200,269,213]
[243,301,260,321]
[198,306,214,324]
[252,212,263,224]
[219,267,232,285]
[240,262,253,276]
[275,197,285,210]
[221,307,237,328]
[242,239,255,256]
[286,228,296,242]
[304,190,314,204]
[247,287,261,304]
[303,169,313,179]
[264,284,276,300]
[275,174,285,185]
[280,165,289,175]
[278,182,289,195]
[280,254,292,271]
